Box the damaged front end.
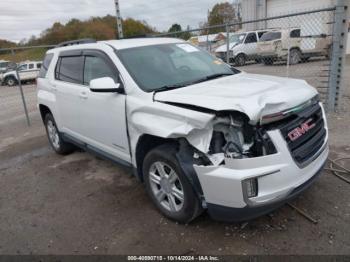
[192,111,277,167]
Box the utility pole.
[114,0,124,39]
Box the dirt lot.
[0,59,349,255]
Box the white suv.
[37,38,329,223]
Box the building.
[241,0,336,31]
[241,0,350,53]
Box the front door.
[79,50,130,162]
[243,32,258,59]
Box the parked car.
[215,30,268,66]
[258,28,332,65]
[0,60,10,74]
[2,60,42,86]
[37,38,328,223]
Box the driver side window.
[245,33,257,44]
[18,64,28,71]
[83,56,116,85]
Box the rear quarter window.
[55,56,84,84]
[38,53,54,78]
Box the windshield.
[117,43,237,92]
[260,32,282,42]
[229,34,246,44]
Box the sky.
[0,0,224,42]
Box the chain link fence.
[158,4,348,112]
[0,4,348,129]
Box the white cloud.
[0,0,221,42]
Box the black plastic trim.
[62,133,132,169]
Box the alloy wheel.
[148,161,184,212]
[47,120,60,150]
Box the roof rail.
[56,38,97,48]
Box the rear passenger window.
[83,56,116,85]
[39,53,54,78]
[56,56,84,84]
[29,64,34,69]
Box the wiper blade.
[153,83,188,93]
[190,73,234,85]
[205,73,233,80]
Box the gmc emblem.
[288,118,316,142]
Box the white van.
[215,30,268,66]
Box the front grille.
[266,103,326,166]
[280,103,326,166]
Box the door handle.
[79,92,88,99]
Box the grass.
[0,47,48,63]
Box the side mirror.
[90,77,123,93]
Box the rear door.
[53,51,86,139]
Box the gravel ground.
[0,59,349,255]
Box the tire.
[234,54,246,66]
[143,144,203,223]
[6,76,17,87]
[44,113,75,155]
[263,58,274,65]
[301,57,310,63]
[289,49,301,65]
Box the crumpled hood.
[154,72,318,123]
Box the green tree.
[167,24,192,40]
[168,23,182,33]
[206,2,239,34]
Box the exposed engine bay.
[194,112,277,166]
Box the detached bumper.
[193,108,329,222]
[206,161,326,222]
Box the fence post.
[12,51,31,126]
[328,0,348,112]
[226,24,230,64]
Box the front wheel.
[143,144,203,223]
[289,49,301,65]
[234,54,246,66]
[6,76,17,87]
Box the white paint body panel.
[154,72,318,124]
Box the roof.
[103,37,184,49]
[49,37,185,54]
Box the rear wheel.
[143,144,203,223]
[44,113,75,155]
